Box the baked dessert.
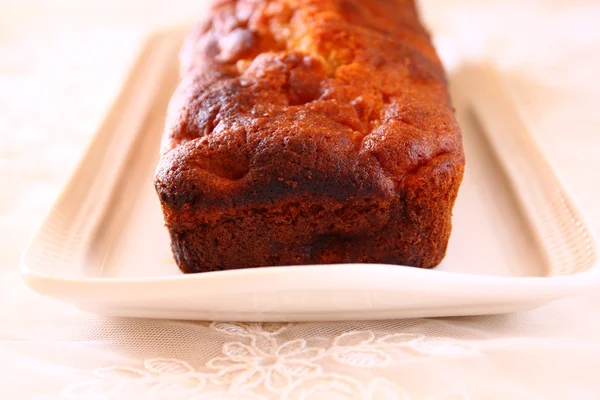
[155,0,465,273]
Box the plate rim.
[19,30,600,319]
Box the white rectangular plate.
[21,30,600,321]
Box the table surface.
[2,1,600,399]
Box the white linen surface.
[1,1,600,398]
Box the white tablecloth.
[2,1,600,398]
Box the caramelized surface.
[155,0,465,272]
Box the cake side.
[155,0,465,272]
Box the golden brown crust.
[155,0,465,273]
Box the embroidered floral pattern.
[329,330,475,367]
[207,339,324,393]
[61,323,477,399]
[210,322,293,356]
[330,331,414,367]
[210,322,292,338]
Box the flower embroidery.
[207,339,324,393]
[330,331,423,367]
[330,330,475,367]
[210,322,293,355]
[210,322,291,338]
[62,324,478,399]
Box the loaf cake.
[155,0,465,273]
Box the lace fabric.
[2,1,600,399]
[15,304,598,399]
[62,322,477,399]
